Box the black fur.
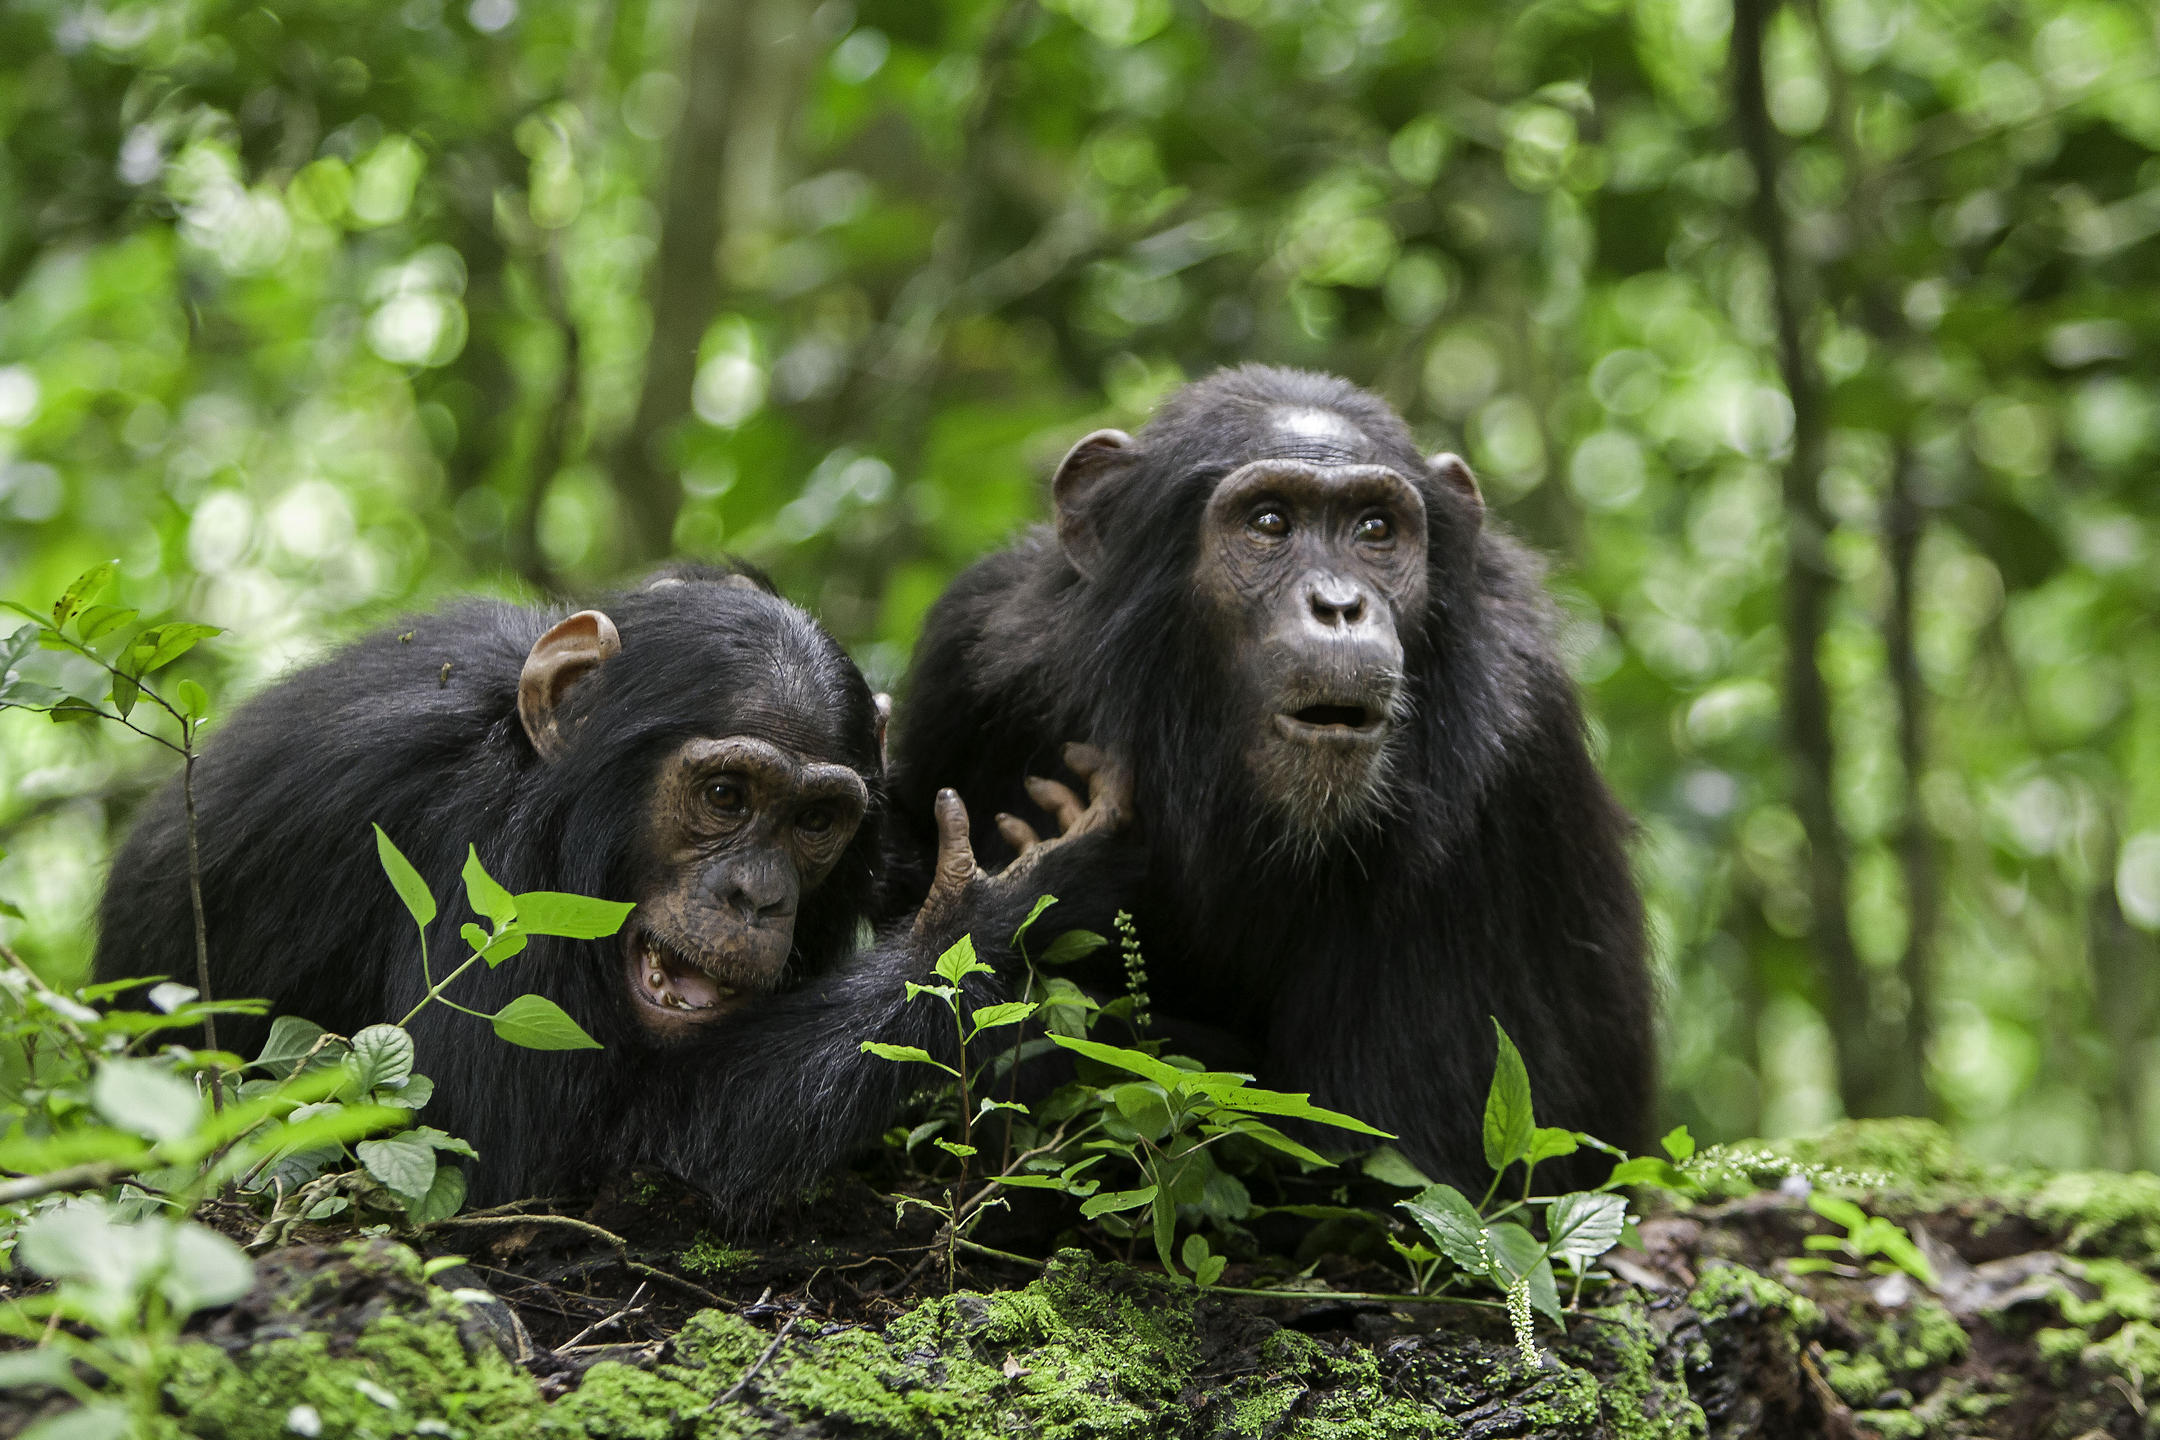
[886,366,1654,1185]
[95,568,1068,1214]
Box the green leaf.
[490,994,602,1051]
[409,1126,477,1158]
[513,891,635,939]
[462,846,517,927]
[358,1131,438,1202]
[108,669,138,719]
[1047,1033,1188,1088]
[859,1042,957,1074]
[1486,1222,1563,1325]
[253,1015,328,1078]
[22,1402,133,1440]
[92,1058,203,1142]
[968,1001,1038,1032]
[1360,1146,1435,1190]
[47,697,105,725]
[73,604,137,643]
[1400,1183,1492,1277]
[1481,1019,1535,1175]
[1079,1185,1157,1219]
[1038,929,1108,967]
[461,923,527,965]
[1206,1117,1330,1168]
[933,1138,977,1159]
[1151,1187,1178,1272]
[374,826,437,929]
[52,562,117,629]
[176,678,210,723]
[1110,1083,1173,1141]
[1526,1127,1580,1167]
[1661,1125,1695,1163]
[1545,1191,1628,1269]
[904,981,959,1004]
[407,1164,468,1225]
[0,1348,77,1391]
[1211,1085,1393,1137]
[1809,1192,1869,1231]
[934,933,992,985]
[1011,893,1058,948]
[1604,1156,1690,1191]
[129,621,221,674]
[348,1024,415,1092]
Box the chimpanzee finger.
[996,813,1041,854]
[917,788,986,936]
[1062,742,1132,829]
[1023,775,1086,833]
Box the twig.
[709,1315,797,1411]
[425,1213,630,1249]
[956,1239,1045,1270]
[556,1282,647,1349]
[0,1161,129,1206]
[624,1261,726,1309]
[1208,1285,1627,1325]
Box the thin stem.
[180,723,219,1086]
[397,953,485,1028]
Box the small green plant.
[866,899,1391,1291]
[1390,1021,1699,1365]
[1788,1190,1937,1286]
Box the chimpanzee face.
[1053,399,1478,840]
[623,735,867,1029]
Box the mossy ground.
[31,1121,2160,1439]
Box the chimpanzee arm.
[624,760,1141,1222]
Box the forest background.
[0,0,2156,1173]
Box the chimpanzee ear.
[1427,452,1483,511]
[518,609,622,761]
[1051,429,1135,581]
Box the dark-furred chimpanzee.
[95,567,1126,1213]
[887,366,1653,1188]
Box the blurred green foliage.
[2,0,2158,1169]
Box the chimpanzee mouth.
[625,925,748,1019]
[1275,703,1389,742]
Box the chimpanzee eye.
[1355,514,1393,543]
[1249,507,1290,538]
[706,778,749,815]
[797,805,834,837]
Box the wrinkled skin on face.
[626,735,868,1034]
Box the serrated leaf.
[462,847,517,927]
[489,993,601,1051]
[1546,1191,1627,1269]
[1481,1019,1535,1174]
[1486,1222,1563,1325]
[1038,929,1108,967]
[253,1015,327,1078]
[348,1024,415,1092]
[53,562,117,628]
[1604,1155,1690,1190]
[358,1131,438,1202]
[1526,1126,1579,1167]
[406,1163,468,1225]
[1400,1183,1492,1278]
[512,891,635,939]
[374,826,436,929]
[934,933,992,985]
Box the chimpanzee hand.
[912,742,1131,939]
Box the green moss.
[1780,1119,1986,1192]
[1575,1303,1707,1440]
[1686,1261,1823,1332]
[676,1233,755,1279]
[1877,1299,1969,1373]
[2078,1319,2160,1398]
[156,1313,554,1440]
[1820,1349,1890,1407]
[1851,1408,1926,1439]
[2027,1171,2160,1257]
[1215,1328,1471,1439]
[2060,1257,2160,1327]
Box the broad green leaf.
[407,1164,468,1225]
[1485,1222,1563,1325]
[1400,1183,1492,1277]
[1809,1192,1869,1230]
[22,1402,132,1440]
[1037,929,1107,967]
[1361,1145,1435,1189]
[175,678,210,722]
[0,1348,76,1391]
[0,1128,150,1175]
[1526,1127,1580,1167]
[1603,1156,1690,1191]
[374,826,436,928]
[387,1074,436,1110]
[513,891,635,939]
[1212,1086,1392,1137]
[348,1024,416,1092]
[1181,1234,1219,1288]
[1205,1117,1330,1168]
[934,933,992,985]
[904,982,958,1003]
[933,1138,977,1158]
[410,1125,478,1158]
[73,604,136,643]
[1545,1191,1628,1268]
[358,1131,438,1202]
[490,994,602,1051]
[52,562,117,629]
[1150,1187,1177,1271]
[1481,1019,1535,1174]
[463,846,517,927]
[47,697,105,725]
[0,624,37,669]
[860,1042,956,1074]
[1111,1083,1173,1141]
[146,981,198,1013]
[1079,1185,1157,1219]
[130,622,221,674]
[968,1000,1038,1032]
[108,669,137,719]
[460,923,527,965]
[227,1104,407,1172]
[253,1015,329,1077]
[1048,1033,1188,1088]
[92,1058,202,1142]
[1661,1125,1695,1163]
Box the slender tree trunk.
[612,0,753,560]
[1882,444,1937,1117]
[1732,0,1893,1119]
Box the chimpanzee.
[95,566,1126,1211]
[887,366,1654,1187]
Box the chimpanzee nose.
[719,862,795,924]
[1308,578,1368,628]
